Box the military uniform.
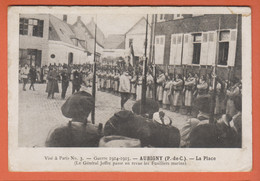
[45,91,103,147]
[156,73,166,102]
[170,79,183,107]
[61,69,69,99]
[72,70,82,94]
[146,74,154,99]
[184,77,196,107]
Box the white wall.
[19,14,50,66]
[125,18,151,57]
[48,41,88,65]
[102,49,125,58]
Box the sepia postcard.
[8,6,252,172]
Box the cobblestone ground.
[19,83,190,147]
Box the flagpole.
[91,15,97,124]
[153,14,157,100]
[141,14,149,114]
[209,16,221,124]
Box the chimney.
[63,15,67,23]
[77,16,81,21]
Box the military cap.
[61,91,94,119]
[194,95,212,114]
[132,98,159,117]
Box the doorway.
[68,52,73,64]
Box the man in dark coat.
[132,98,160,119]
[104,110,180,147]
[46,66,59,99]
[60,65,69,99]
[45,91,103,147]
[72,68,82,94]
[29,66,37,91]
[181,96,239,148]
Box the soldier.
[72,67,82,94]
[105,70,111,92]
[119,70,131,110]
[110,70,115,93]
[114,70,120,95]
[196,75,208,97]
[29,65,37,91]
[226,77,240,117]
[136,73,143,100]
[170,74,184,112]
[20,64,30,91]
[60,65,70,99]
[130,71,137,100]
[96,69,101,91]
[45,91,103,147]
[208,74,225,116]
[156,70,166,106]
[184,72,196,115]
[162,75,172,110]
[146,71,154,99]
[46,66,59,99]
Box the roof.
[49,15,84,49]
[71,17,105,52]
[85,19,105,48]
[125,17,146,35]
[104,34,125,49]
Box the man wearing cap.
[180,96,238,148]
[119,70,131,110]
[46,66,59,99]
[45,91,103,147]
[60,65,70,99]
[156,70,166,106]
[72,67,82,94]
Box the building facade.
[102,34,125,58]
[19,14,105,67]
[153,14,242,79]
[125,17,151,66]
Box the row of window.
[19,49,42,67]
[19,18,44,37]
[154,29,237,67]
[157,14,204,22]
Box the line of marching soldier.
[95,66,242,119]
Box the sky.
[54,14,146,37]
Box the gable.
[49,15,75,45]
[104,34,125,49]
[126,18,146,35]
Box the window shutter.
[169,34,177,65]
[200,32,209,65]
[175,34,183,65]
[182,33,193,65]
[155,35,165,64]
[227,29,237,66]
[207,31,217,65]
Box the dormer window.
[157,14,165,22]
[173,14,183,20]
[71,38,79,46]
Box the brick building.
[153,14,242,80]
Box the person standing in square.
[61,65,69,99]
[20,64,30,91]
[119,70,131,110]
